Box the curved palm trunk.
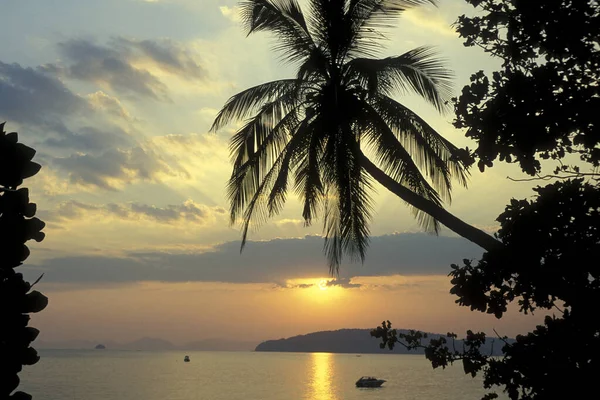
[360,153,503,252]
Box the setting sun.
[317,280,328,291]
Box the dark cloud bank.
[24,234,483,287]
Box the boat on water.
[184,355,190,362]
[355,376,386,388]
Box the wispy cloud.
[86,91,134,121]
[219,6,241,23]
[42,199,225,225]
[113,37,206,80]
[0,61,89,126]
[52,146,186,189]
[45,37,206,101]
[0,61,139,154]
[43,124,134,152]
[280,277,363,290]
[402,6,458,37]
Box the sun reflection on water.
[309,353,338,400]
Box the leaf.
[347,46,454,113]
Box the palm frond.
[227,120,282,227]
[359,102,443,203]
[372,94,469,193]
[293,118,325,225]
[228,103,305,226]
[234,146,289,250]
[344,0,438,59]
[322,185,343,271]
[240,0,317,63]
[211,79,300,132]
[321,123,373,273]
[346,46,453,113]
[297,46,331,82]
[359,101,444,233]
[340,167,373,266]
[229,97,299,167]
[266,114,317,217]
[307,0,349,63]
[229,114,313,249]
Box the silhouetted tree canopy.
[450,179,599,319]
[373,178,600,399]
[373,1,600,399]
[453,0,600,175]
[0,123,47,400]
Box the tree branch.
[507,172,600,182]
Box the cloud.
[43,124,134,151]
[219,6,241,23]
[146,132,230,185]
[86,91,133,121]
[0,61,89,126]
[274,219,305,228]
[0,61,137,154]
[52,146,184,189]
[52,39,168,100]
[42,199,224,225]
[280,277,363,290]
[47,37,206,100]
[24,233,483,286]
[325,278,361,289]
[402,7,457,37]
[113,37,206,80]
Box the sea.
[20,350,503,400]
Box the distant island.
[36,329,512,354]
[255,329,509,355]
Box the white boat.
[355,376,386,388]
[184,355,190,362]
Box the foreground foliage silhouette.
[454,0,600,176]
[373,178,600,399]
[0,123,47,400]
[373,1,600,399]
[211,0,500,270]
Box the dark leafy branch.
[371,322,502,375]
[373,178,600,400]
[453,0,600,176]
[0,123,48,400]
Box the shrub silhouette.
[0,123,47,400]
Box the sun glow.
[317,280,328,291]
[283,278,347,305]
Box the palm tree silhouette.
[211,0,500,271]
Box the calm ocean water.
[20,350,501,400]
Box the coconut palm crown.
[211,0,478,271]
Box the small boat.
[184,355,190,362]
[355,376,386,388]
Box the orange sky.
[32,276,544,344]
